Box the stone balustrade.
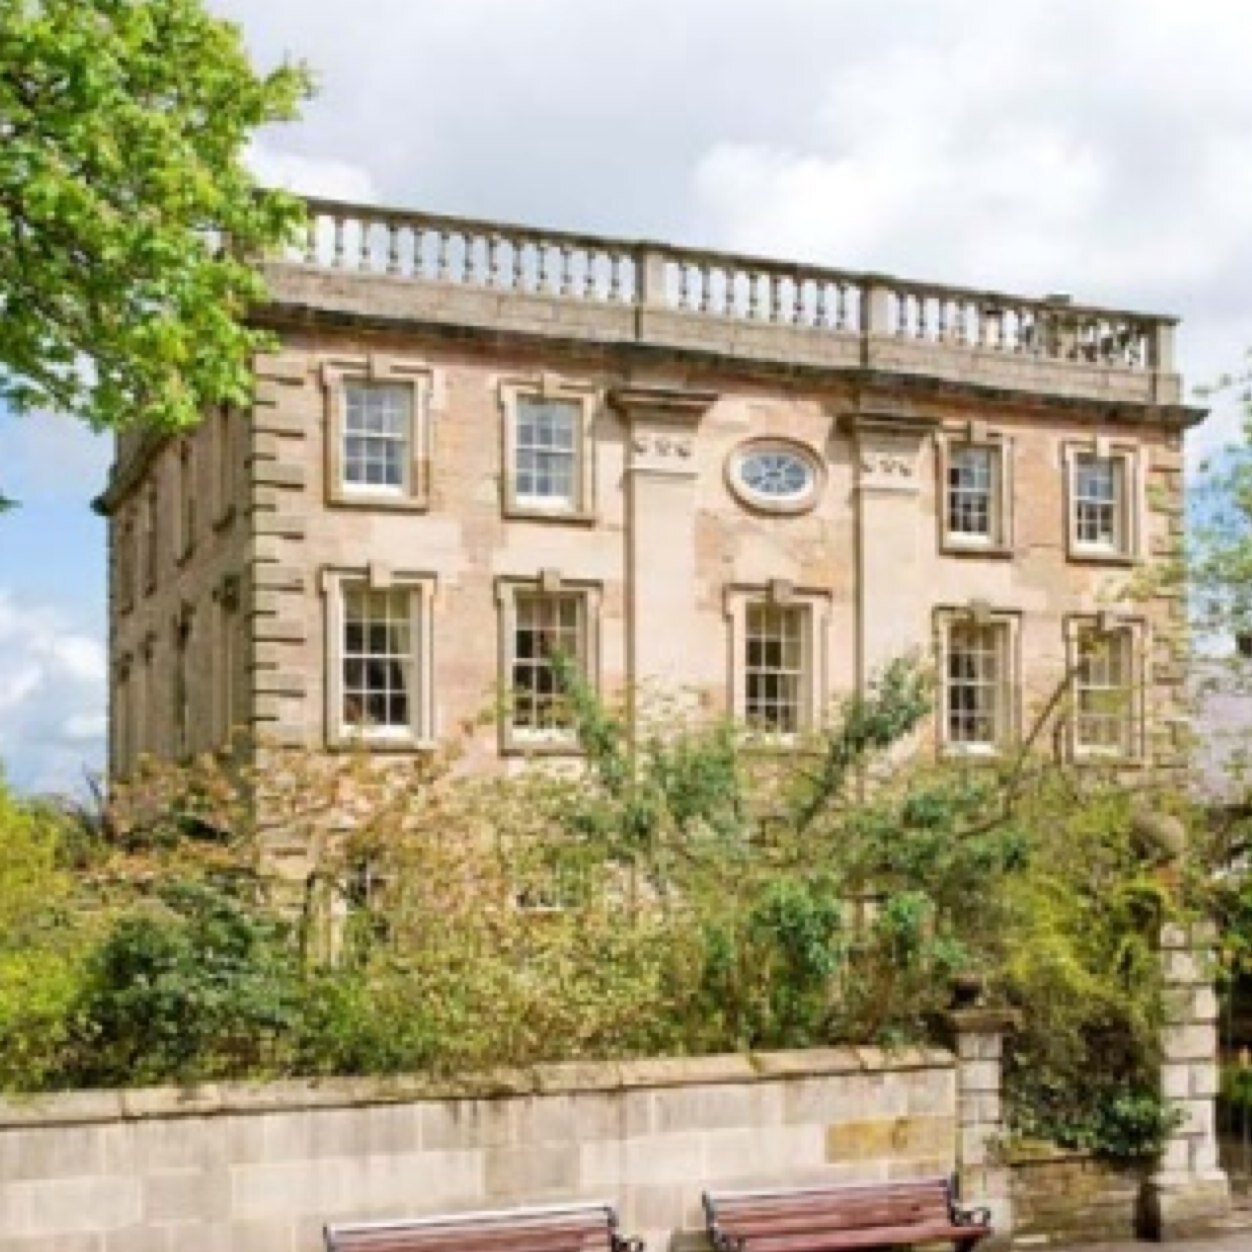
[285,198,1176,387]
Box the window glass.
[511,591,583,732]
[343,383,411,490]
[1074,455,1123,549]
[947,620,1006,748]
[740,450,812,500]
[948,445,996,539]
[1075,627,1134,753]
[342,587,413,733]
[515,398,578,506]
[745,603,806,733]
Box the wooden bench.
[703,1177,991,1252]
[325,1200,644,1252]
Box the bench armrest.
[953,1205,991,1228]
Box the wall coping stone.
[0,1046,954,1129]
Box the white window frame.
[499,376,597,521]
[1066,614,1146,763]
[725,582,830,740]
[323,357,434,511]
[936,426,1013,554]
[935,606,1021,757]
[496,574,601,753]
[1065,440,1140,562]
[322,567,437,749]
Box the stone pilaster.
[842,408,939,692]
[948,1008,1020,1244]
[1142,920,1230,1239]
[610,385,718,720]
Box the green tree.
[0,0,311,437]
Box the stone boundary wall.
[0,1047,955,1252]
[1009,1147,1149,1244]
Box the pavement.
[1038,1203,1252,1252]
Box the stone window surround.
[933,603,1022,758]
[321,564,438,751]
[1063,436,1142,565]
[211,573,241,748]
[495,571,602,756]
[934,422,1015,558]
[498,374,598,523]
[724,580,831,738]
[322,355,435,512]
[1064,610,1148,765]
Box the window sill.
[503,504,598,526]
[939,539,1015,560]
[501,733,584,758]
[328,491,429,514]
[327,733,437,753]
[1066,548,1138,567]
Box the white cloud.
[246,141,378,202]
[0,591,106,794]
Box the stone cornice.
[607,384,719,425]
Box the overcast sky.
[3,0,1252,792]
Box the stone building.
[95,198,1201,804]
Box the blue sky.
[4,0,1252,792]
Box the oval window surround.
[726,439,825,515]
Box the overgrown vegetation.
[0,661,1199,1159]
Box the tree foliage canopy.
[0,0,311,433]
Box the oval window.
[728,441,823,514]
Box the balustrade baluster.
[358,220,372,270]
[583,251,597,299]
[792,276,804,324]
[723,270,738,317]
[699,265,712,313]
[676,263,690,310]
[512,239,525,291]
[463,236,477,283]
[434,232,448,281]
[768,274,782,323]
[332,216,346,268]
[609,254,624,302]
[385,222,401,275]
[746,273,760,319]
[558,246,571,296]
[488,236,501,287]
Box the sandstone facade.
[96,201,1202,813]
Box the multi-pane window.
[1074,626,1136,755]
[514,398,578,508]
[946,620,1010,749]
[1072,454,1126,552]
[511,591,584,734]
[745,603,807,734]
[343,383,412,492]
[947,445,996,540]
[342,587,414,735]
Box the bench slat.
[326,1203,629,1252]
[705,1178,989,1252]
